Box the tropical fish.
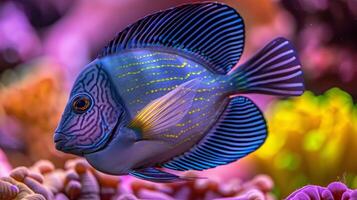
[54,2,304,183]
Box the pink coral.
[0,158,275,200]
[0,149,11,177]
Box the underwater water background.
[0,0,356,199]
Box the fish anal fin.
[162,96,267,171]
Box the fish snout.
[54,132,70,151]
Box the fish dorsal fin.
[162,96,267,171]
[99,3,245,74]
[128,79,200,139]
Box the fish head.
[54,61,126,156]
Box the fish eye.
[71,94,92,114]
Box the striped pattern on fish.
[54,2,304,183]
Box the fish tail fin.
[228,37,304,97]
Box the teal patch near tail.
[229,37,304,97]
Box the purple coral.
[286,182,357,200]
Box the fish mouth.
[54,114,123,156]
[54,133,71,151]
[54,132,81,155]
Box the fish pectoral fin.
[129,167,199,183]
[128,78,200,139]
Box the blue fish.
[54,2,304,183]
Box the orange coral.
[0,59,72,167]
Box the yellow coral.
[253,88,357,198]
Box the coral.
[253,88,357,198]
[0,172,47,200]
[0,148,11,177]
[286,182,357,200]
[0,59,71,167]
[125,173,275,200]
[0,158,276,200]
[0,179,19,200]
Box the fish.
[54,2,304,183]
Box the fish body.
[100,49,228,118]
[84,49,231,171]
[54,3,305,182]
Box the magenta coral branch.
[286,182,357,200]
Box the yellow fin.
[129,79,200,139]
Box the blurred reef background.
[0,0,356,199]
